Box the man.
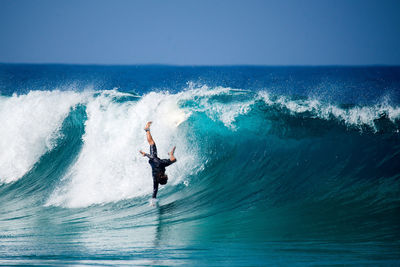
[139,122,176,199]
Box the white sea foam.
[0,90,84,183]
[259,91,400,130]
[46,90,197,208]
[178,84,254,128]
[202,101,253,128]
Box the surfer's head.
[158,173,168,185]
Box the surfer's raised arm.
[139,150,150,158]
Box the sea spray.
[0,90,84,183]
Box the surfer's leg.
[144,122,157,157]
[144,122,155,145]
[168,146,176,162]
[146,130,155,145]
[150,143,157,158]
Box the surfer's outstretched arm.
[152,176,159,199]
[144,121,155,145]
[139,150,150,158]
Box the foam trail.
[46,91,196,208]
[0,91,83,183]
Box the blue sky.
[0,0,399,65]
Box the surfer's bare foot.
[144,121,152,131]
[168,146,177,162]
[168,146,176,156]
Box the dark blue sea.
[0,64,400,266]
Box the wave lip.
[0,90,85,183]
[259,91,400,131]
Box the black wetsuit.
[144,144,175,198]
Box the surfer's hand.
[139,150,146,156]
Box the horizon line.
[1,62,400,67]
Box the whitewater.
[0,65,399,266]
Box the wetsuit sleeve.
[152,175,159,198]
[144,153,151,158]
[160,159,176,167]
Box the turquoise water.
[0,65,399,265]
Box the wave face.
[0,65,400,266]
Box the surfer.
[139,122,176,199]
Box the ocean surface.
[0,64,399,266]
